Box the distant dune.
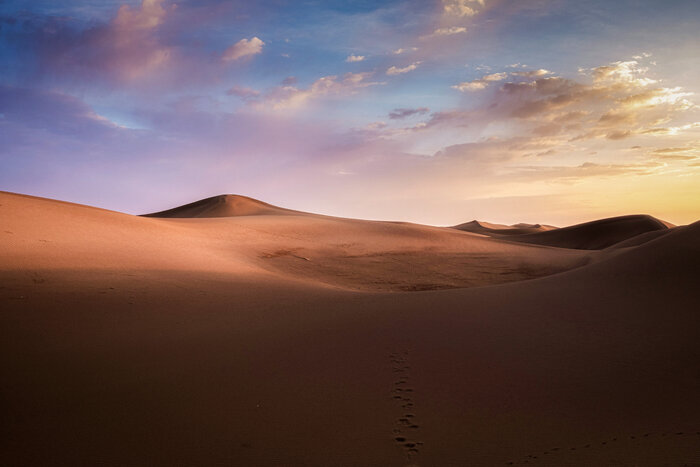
[453,219,557,236]
[1,191,699,466]
[506,214,673,249]
[455,214,674,250]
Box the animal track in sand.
[389,350,424,461]
[506,430,700,465]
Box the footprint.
[388,349,423,459]
[514,428,699,465]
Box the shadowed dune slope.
[453,220,557,236]
[142,194,298,218]
[505,214,673,250]
[606,228,675,250]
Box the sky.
[1,0,699,226]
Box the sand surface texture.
[2,191,699,466]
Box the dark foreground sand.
[1,191,699,466]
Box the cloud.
[0,85,123,138]
[222,37,264,62]
[389,107,430,119]
[253,72,382,110]
[510,161,663,181]
[510,69,551,78]
[7,0,177,83]
[226,85,261,100]
[639,122,700,136]
[377,55,699,198]
[431,26,468,36]
[453,72,508,92]
[650,146,699,161]
[0,84,156,201]
[365,121,388,131]
[443,0,486,17]
[589,60,655,86]
[114,0,168,31]
[453,81,488,91]
[393,47,418,55]
[346,54,366,62]
[605,130,633,140]
[620,87,694,110]
[387,61,421,75]
[445,60,697,144]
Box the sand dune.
[453,219,557,236]
[143,194,299,218]
[504,214,673,249]
[1,192,591,291]
[1,191,699,466]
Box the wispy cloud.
[226,85,261,100]
[393,47,419,55]
[387,61,421,75]
[389,107,430,119]
[252,72,382,110]
[430,26,468,37]
[510,69,551,78]
[346,54,366,62]
[453,72,507,91]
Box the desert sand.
[1,190,699,466]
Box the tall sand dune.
[143,194,298,218]
[1,191,699,466]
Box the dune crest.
[143,194,297,218]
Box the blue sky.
[1,0,699,225]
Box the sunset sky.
[1,0,699,225]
